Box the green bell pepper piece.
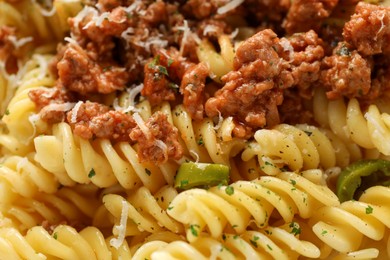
[174,162,230,190]
[336,159,390,202]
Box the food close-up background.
[0,0,389,259]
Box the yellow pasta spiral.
[103,185,183,236]
[241,123,362,176]
[309,186,390,254]
[0,225,131,260]
[168,171,339,242]
[132,223,321,260]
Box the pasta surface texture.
[0,0,389,259]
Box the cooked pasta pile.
[0,0,390,259]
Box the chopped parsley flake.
[289,222,301,236]
[290,179,297,186]
[167,58,174,67]
[145,168,151,176]
[365,205,373,214]
[321,230,328,236]
[88,168,96,178]
[190,224,200,237]
[53,232,58,240]
[197,137,204,146]
[225,186,234,195]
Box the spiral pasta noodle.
[168,171,339,242]
[308,186,390,254]
[1,54,55,146]
[0,155,58,198]
[313,87,390,156]
[241,123,362,176]
[103,185,183,237]
[0,0,83,43]
[0,184,101,233]
[132,222,321,260]
[196,34,234,82]
[0,225,131,260]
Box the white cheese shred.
[217,0,244,14]
[7,36,33,49]
[213,110,224,130]
[110,200,129,249]
[70,101,83,123]
[154,140,168,163]
[133,113,151,139]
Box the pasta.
[241,124,362,175]
[313,87,390,156]
[168,171,339,242]
[308,186,390,254]
[1,54,55,146]
[0,184,101,232]
[103,185,183,236]
[132,223,321,260]
[0,0,389,259]
[0,225,131,259]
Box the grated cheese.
[217,0,244,14]
[70,101,83,123]
[113,84,143,113]
[203,25,219,36]
[279,38,294,59]
[230,28,239,39]
[189,149,200,163]
[72,6,98,29]
[110,200,129,249]
[40,102,76,115]
[83,11,111,29]
[176,20,190,56]
[133,113,151,139]
[154,140,168,163]
[27,113,41,144]
[7,36,33,49]
[213,110,224,130]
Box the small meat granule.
[283,0,338,35]
[180,62,209,120]
[129,112,183,164]
[57,43,129,95]
[66,101,136,142]
[320,42,372,100]
[343,2,390,56]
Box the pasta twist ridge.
[0,225,131,260]
[241,123,362,175]
[167,171,339,241]
[103,185,183,236]
[0,184,101,233]
[309,186,390,254]
[132,222,321,260]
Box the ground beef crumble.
[283,0,339,35]
[205,29,324,137]
[343,2,390,56]
[320,42,372,100]
[66,101,136,142]
[129,112,183,164]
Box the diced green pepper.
[174,162,230,190]
[336,159,390,202]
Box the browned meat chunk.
[180,62,209,120]
[66,101,136,142]
[57,43,128,95]
[130,112,183,164]
[320,42,372,99]
[29,86,75,123]
[0,26,19,74]
[142,49,194,105]
[205,29,324,134]
[182,0,232,19]
[283,0,339,35]
[343,2,390,56]
[142,1,168,26]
